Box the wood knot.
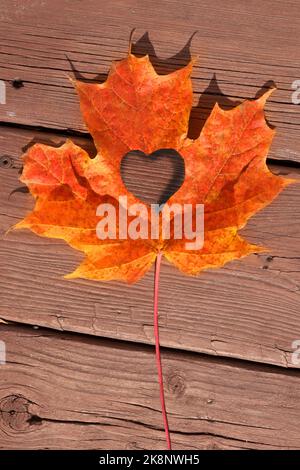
[166,370,186,397]
[126,441,143,450]
[0,394,40,431]
[0,395,31,431]
[0,155,13,169]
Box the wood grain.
[0,0,299,452]
[1,323,300,449]
[0,0,300,161]
[0,126,299,368]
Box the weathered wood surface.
[0,0,300,451]
[0,0,300,162]
[1,323,300,450]
[1,126,299,368]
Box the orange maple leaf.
[15,52,293,282]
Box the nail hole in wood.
[0,155,13,168]
[12,78,24,89]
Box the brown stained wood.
[1,323,300,449]
[0,126,299,368]
[0,0,300,162]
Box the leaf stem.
[154,252,172,450]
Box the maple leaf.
[15,52,293,282]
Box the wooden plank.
[0,0,300,162]
[0,126,299,368]
[1,323,300,449]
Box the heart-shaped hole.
[120,149,185,206]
